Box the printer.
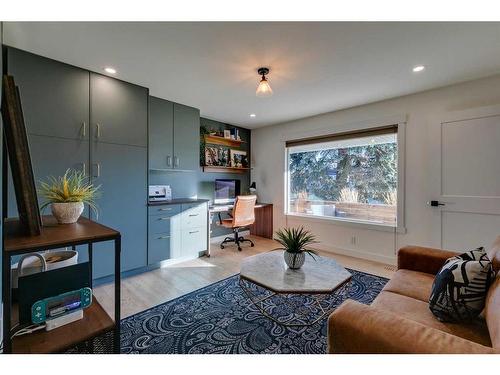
[148,185,172,202]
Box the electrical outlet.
[351,236,357,245]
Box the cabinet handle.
[92,163,100,178]
[166,156,172,167]
[174,156,179,168]
[159,208,172,211]
[81,122,86,138]
[189,230,199,234]
[158,217,170,221]
[157,236,169,240]
[189,214,199,217]
[80,162,86,174]
[95,123,101,139]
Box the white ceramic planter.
[51,202,84,224]
[284,251,306,269]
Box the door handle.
[174,156,179,168]
[189,230,199,234]
[429,200,445,207]
[92,163,100,178]
[81,122,86,138]
[95,123,101,139]
[166,156,172,167]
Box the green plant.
[38,169,101,214]
[274,226,318,259]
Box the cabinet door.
[7,135,90,262]
[91,142,147,278]
[149,97,174,170]
[90,73,148,147]
[8,48,89,140]
[173,103,200,170]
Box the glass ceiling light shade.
[256,67,273,97]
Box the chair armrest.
[327,300,495,354]
[397,245,459,274]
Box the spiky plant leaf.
[274,226,319,259]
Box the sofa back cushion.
[485,274,500,349]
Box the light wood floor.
[94,235,395,319]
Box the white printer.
[148,185,172,201]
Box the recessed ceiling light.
[250,114,256,118]
[104,67,117,74]
[412,65,425,73]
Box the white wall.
[251,74,500,264]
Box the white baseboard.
[210,230,250,244]
[313,243,397,265]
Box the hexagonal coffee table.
[239,251,352,327]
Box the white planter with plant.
[274,227,318,269]
[39,169,100,224]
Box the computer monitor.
[214,179,241,204]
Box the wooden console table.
[2,216,121,354]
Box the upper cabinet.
[90,74,148,147]
[173,103,200,171]
[148,97,200,171]
[7,48,90,140]
[149,96,174,169]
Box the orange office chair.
[220,195,257,251]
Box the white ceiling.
[4,22,500,129]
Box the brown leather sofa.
[327,236,500,354]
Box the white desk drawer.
[181,204,207,228]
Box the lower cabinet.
[147,202,208,264]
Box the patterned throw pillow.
[429,247,495,323]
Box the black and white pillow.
[429,247,495,323]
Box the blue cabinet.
[149,97,174,170]
[173,103,200,171]
[7,48,90,140]
[148,97,199,171]
[91,142,147,278]
[147,202,207,265]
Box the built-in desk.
[208,202,273,242]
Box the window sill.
[285,212,406,233]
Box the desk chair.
[220,195,257,251]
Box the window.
[285,127,398,226]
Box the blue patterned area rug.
[120,269,388,354]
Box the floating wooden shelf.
[202,165,251,174]
[11,300,114,354]
[204,135,245,147]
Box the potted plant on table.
[39,169,100,224]
[274,226,318,269]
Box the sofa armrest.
[397,245,459,274]
[327,300,495,354]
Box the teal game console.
[31,287,92,324]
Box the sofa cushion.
[429,247,495,323]
[484,274,500,349]
[372,290,492,347]
[383,269,434,302]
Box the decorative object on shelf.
[256,67,273,97]
[205,146,220,166]
[224,129,231,139]
[1,75,42,235]
[39,169,101,224]
[230,149,247,168]
[219,148,230,167]
[274,227,318,269]
[11,250,78,290]
[249,182,257,200]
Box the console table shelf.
[2,216,121,354]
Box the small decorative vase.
[284,251,306,269]
[51,202,84,224]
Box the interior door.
[430,106,500,251]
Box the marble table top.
[240,251,352,293]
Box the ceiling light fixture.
[256,67,273,97]
[250,113,256,118]
[104,67,117,74]
[412,65,425,73]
